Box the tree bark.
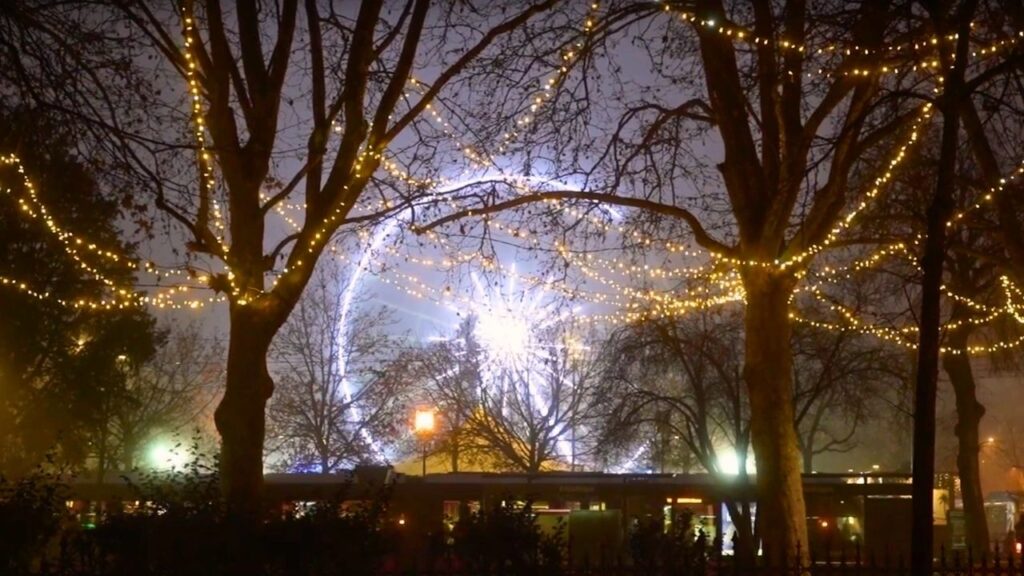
[725,500,756,566]
[742,269,808,563]
[214,304,277,514]
[802,443,815,475]
[911,5,973,573]
[451,427,459,473]
[96,429,108,483]
[942,327,989,554]
[910,121,953,576]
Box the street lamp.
[413,408,436,476]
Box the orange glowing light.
[414,409,436,435]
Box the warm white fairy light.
[255,5,1024,360]
[1,154,219,310]
[14,1,1024,363]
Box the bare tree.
[792,322,909,474]
[938,2,1024,556]
[266,260,408,474]
[111,321,224,471]
[868,92,1021,555]
[408,316,481,473]
[416,315,607,473]
[602,305,755,559]
[0,0,570,506]
[417,2,937,556]
[992,421,1024,491]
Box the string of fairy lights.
[182,11,229,258]
[3,4,1024,355]
[0,154,222,310]
[661,2,1024,80]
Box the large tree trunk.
[942,328,989,555]
[742,269,808,564]
[215,305,276,513]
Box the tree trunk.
[802,442,814,475]
[943,328,989,554]
[214,305,276,514]
[451,427,459,472]
[911,6,972,572]
[742,269,808,564]
[96,429,108,484]
[725,500,756,566]
[122,437,137,471]
[910,155,951,574]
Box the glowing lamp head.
[414,409,436,436]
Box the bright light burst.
[716,446,756,476]
[473,311,531,360]
[438,265,585,464]
[146,439,190,471]
[466,266,561,369]
[327,173,608,469]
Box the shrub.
[0,462,70,575]
[0,438,397,575]
[450,499,565,576]
[628,509,711,574]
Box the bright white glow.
[332,172,607,466]
[439,265,582,464]
[716,447,755,476]
[472,301,532,362]
[414,409,436,434]
[334,215,403,461]
[610,444,649,473]
[464,266,559,369]
[146,440,190,471]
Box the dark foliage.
[0,110,160,476]
[448,499,565,576]
[628,510,711,574]
[0,443,396,576]
[0,460,70,574]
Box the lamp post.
[413,408,435,476]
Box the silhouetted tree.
[111,321,224,471]
[420,2,932,557]
[416,315,608,472]
[266,260,408,473]
[0,111,160,477]
[0,0,568,508]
